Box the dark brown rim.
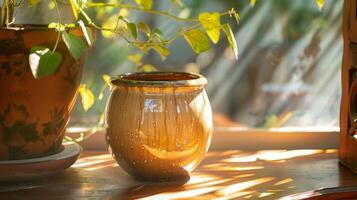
[111,72,207,87]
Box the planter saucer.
[0,142,82,182]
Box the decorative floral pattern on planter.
[0,27,89,160]
[44,136,64,156]
[64,59,82,88]
[43,108,65,136]
[0,54,28,78]
[0,103,42,159]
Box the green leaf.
[199,12,221,44]
[135,0,153,9]
[29,0,42,7]
[138,22,150,36]
[222,24,238,60]
[29,46,63,79]
[250,0,257,6]
[78,20,94,46]
[152,28,164,41]
[127,23,138,39]
[69,0,79,20]
[151,45,170,60]
[62,31,86,60]
[79,84,94,111]
[315,0,324,10]
[183,29,210,54]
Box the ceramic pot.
[0,25,92,160]
[106,72,213,181]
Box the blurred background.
[13,0,343,129]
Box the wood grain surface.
[1,149,357,199]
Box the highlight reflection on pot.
[105,72,212,181]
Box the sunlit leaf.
[250,0,257,6]
[178,8,191,19]
[199,12,221,44]
[48,1,55,9]
[222,23,238,60]
[134,44,149,53]
[101,15,126,38]
[62,31,86,60]
[138,22,150,36]
[315,0,324,10]
[119,8,130,17]
[264,115,277,128]
[48,22,66,31]
[102,74,112,89]
[29,0,42,7]
[78,20,94,46]
[127,23,137,39]
[128,54,143,65]
[98,74,112,100]
[151,45,170,60]
[152,28,164,41]
[140,64,157,72]
[183,29,210,54]
[135,0,153,9]
[29,46,62,79]
[79,84,94,111]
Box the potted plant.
[0,0,239,160]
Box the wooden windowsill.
[1,149,357,199]
[67,127,339,151]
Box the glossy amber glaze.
[0,26,92,160]
[106,72,213,181]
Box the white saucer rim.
[0,142,82,165]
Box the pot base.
[0,142,81,182]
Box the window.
[15,0,342,148]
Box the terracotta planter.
[0,25,92,160]
[106,72,213,181]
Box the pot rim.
[111,72,208,87]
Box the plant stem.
[86,3,198,22]
[0,0,15,27]
[78,4,204,48]
[52,0,61,53]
